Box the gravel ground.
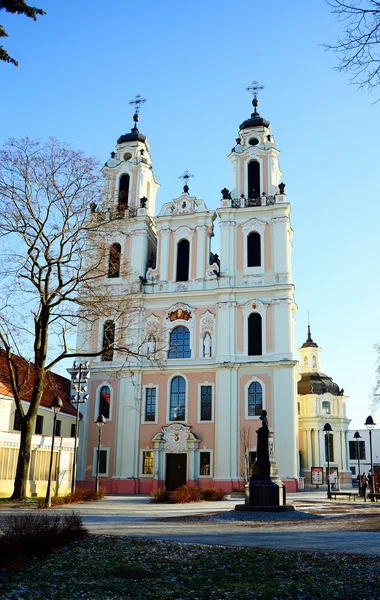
[207,509,321,522]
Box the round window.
[124,152,132,161]
[249,138,259,146]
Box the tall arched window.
[304,356,308,368]
[98,385,111,419]
[247,381,263,416]
[312,355,317,368]
[169,376,186,421]
[248,313,262,356]
[176,239,190,282]
[168,326,191,358]
[247,232,261,267]
[248,160,260,199]
[102,320,115,361]
[118,174,130,210]
[108,243,121,278]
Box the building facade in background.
[0,354,76,497]
[76,94,300,493]
[298,327,352,488]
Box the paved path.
[1,493,380,556]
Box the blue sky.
[1,0,379,429]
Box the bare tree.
[325,1,380,96]
[239,427,252,484]
[0,137,157,499]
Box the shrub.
[171,485,203,504]
[38,486,106,508]
[150,488,171,503]
[231,486,244,492]
[201,487,227,501]
[0,511,87,558]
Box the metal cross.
[179,170,194,184]
[129,94,147,115]
[246,81,264,99]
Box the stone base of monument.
[235,504,295,512]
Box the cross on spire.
[179,170,194,194]
[245,80,264,114]
[129,94,147,127]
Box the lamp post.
[95,414,106,494]
[353,431,362,490]
[45,395,63,508]
[323,423,333,500]
[365,415,376,495]
[69,361,90,494]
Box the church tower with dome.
[298,325,351,488]
[75,85,300,494]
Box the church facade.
[76,91,300,493]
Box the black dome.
[117,126,146,145]
[240,113,270,131]
[298,372,343,396]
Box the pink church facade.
[76,93,299,494]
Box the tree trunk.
[11,417,34,500]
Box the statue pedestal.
[235,424,295,513]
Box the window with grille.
[145,388,156,422]
[168,326,191,359]
[98,449,108,474]
[200,386,212,421]
[35,415,44,435]
[200,452,211,476]
[143,451,154,475]
[322,401,331,415]
[169,376,186,421]
[247,382,263,416]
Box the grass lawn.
[0,536,379,600]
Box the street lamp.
[323,423,333,500]
[69,360,90,494]
[45,395,63,508]
[353,431,362,491]
[365,415,376,495]
[95,414,106,495]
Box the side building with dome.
[297,326,351,488]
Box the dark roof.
[301,325,318,348]
[117,125,146,145]
[298,371,343,397]
[0,352,77,416]
[240,112,270,131]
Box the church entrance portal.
[166,454,187,490]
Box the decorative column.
[271,216,291,283]
[307,429,313,469]
[196,225,208,279]
[158,228,171,283]
[219,221,236,280]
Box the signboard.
[311,467,323,486]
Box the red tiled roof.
[0,352,77,417]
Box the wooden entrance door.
[166,454,187,491]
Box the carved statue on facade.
[203,332,212,358]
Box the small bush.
[171,485,203,504]
[201,487,227,501]
[231,486,244,492]
[38,486,106,508]
[0,511,87,559]
[150,488,171,503]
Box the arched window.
[247,232,261,267]
[312,355,317,368]
[247,381,263,416]
[118,174,130,210]
[176,239,190,282]
[322,401,331,415]
[98,385,111,419]
[108,243,121,278]
[168,326,191,359]
[169,376,186,421]
[304,356,308,368]
[248,160,260,199]
[102,320,115,361]
[248,313,262,356]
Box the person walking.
[361,472,368,502]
